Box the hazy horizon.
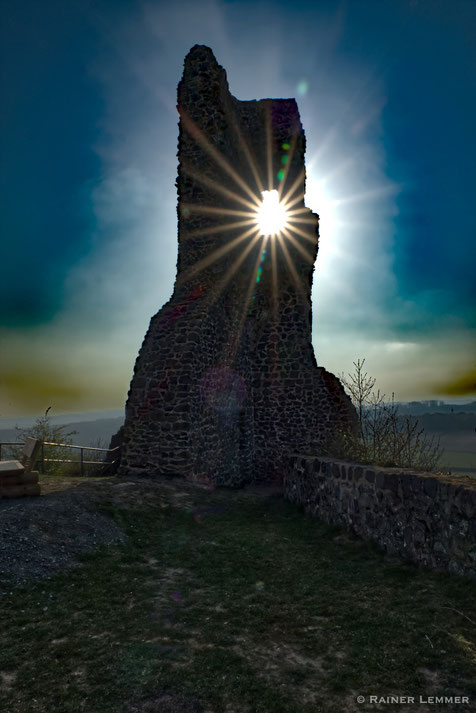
[3,399,476,430]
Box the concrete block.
[0,461,24,477]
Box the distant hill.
[0,409,124,430]
[396,401,476,415]
[67,418,124,447]
[406,412,476,454]
[412,412,476,434]
[0,417,124,450]
[406,413,476,453]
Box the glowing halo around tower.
[255,189,289,236]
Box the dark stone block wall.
[119,45,355,485]
[285,456,476,578]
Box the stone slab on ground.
[0,461,24,477]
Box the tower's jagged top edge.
[181,45,301,113]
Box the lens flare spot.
[200,367,247,413]
[256,190,288,235]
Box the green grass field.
[1,477,475,713]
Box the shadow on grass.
[0,477,475,713]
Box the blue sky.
[1,0,475,416]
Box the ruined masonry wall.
[284,456,476,578]
[120,46,355,485]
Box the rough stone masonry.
[119,45,354,486]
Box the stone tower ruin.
[119,45,354,485]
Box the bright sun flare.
[256,190,289,236]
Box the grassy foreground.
[0,476,475,713]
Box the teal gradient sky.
[1,0,475,417]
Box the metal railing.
[0,441,120,476]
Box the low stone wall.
[284,456,476,578]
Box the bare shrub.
[329,359,443,471]
[12,407,78,475]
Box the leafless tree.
[334,360,443,471]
